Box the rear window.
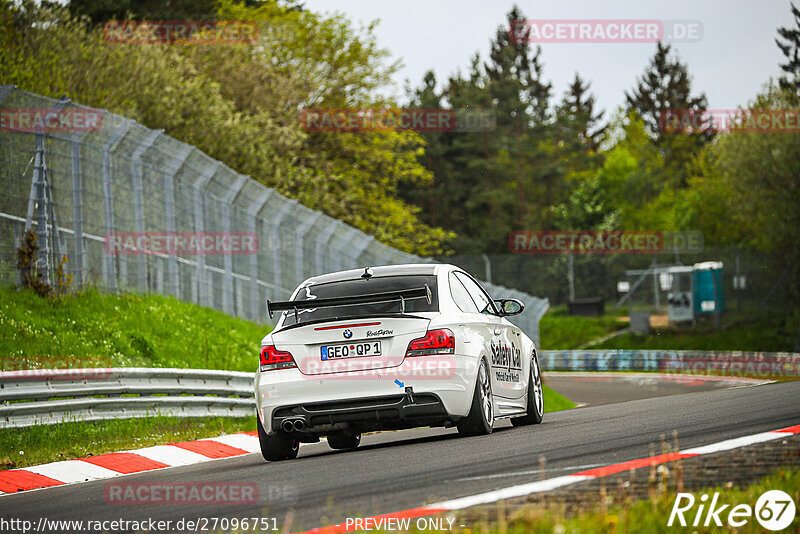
[281,275,438,326]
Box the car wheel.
[257,416,299,461]
[511,350,544,426]
[457,358,494,436]
[327,431,361,450]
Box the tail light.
[405,329,455,357]
[260,345,297,371]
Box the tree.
[687,86,800,329]
[67,0,219,25]
[596,111,667,228]
[481,6,562,239]
[626,42,707,141]
[556,73,606,151]
[1,0,453,255]
[66,0,298,26]
[625,42,711,187]
[776,2,800,94]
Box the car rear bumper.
[272,392,449,434]
[255,354,477,434]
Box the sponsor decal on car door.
[489,326,525,398]
[453,272,524,397]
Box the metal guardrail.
[539,349,800,374]
[4,351,798,427]
[0,368,256,428]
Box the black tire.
[457,358,494,436]
[511,350,544,426]
[326,431,361,450]
[257,416,299,461]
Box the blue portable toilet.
[692,261,724,316]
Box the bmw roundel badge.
[343,329,353,339]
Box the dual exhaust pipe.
[281,417,307,432]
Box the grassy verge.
[454,466,800,533]
[593,313,798,352]
[542,385,576,412]
[539,306,628,350]
[0,286,267,371]
[0,287,578,469]
[540,304,798,352]
[0,416,254,470]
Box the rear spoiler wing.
[267,285,431,320]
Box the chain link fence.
[0,86,548,343]
[443,246,793,317]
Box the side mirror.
[495,298,524,316]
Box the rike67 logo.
[669,490,796,531]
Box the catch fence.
[0,86,548,343]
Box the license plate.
[321,341,382,360]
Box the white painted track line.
[128,445,214,467]
[25,460,121,484]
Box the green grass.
[540,304,799,351]
[365,467,799,534]
[0,286,268,371]
[462,467,800,534]
[0,416,254,470]
[539,306,628,350]
[593,314,798,352]
[0,286,268,469]
[542,385,576,412]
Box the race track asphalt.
[1,379,798,533]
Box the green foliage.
[455,467,800,534]
[68,0,219,26]
[15,230,52,298]
[690,88,800,308]
[625,42,712,188]
[0,0,452,255]
[777,2,800,94]
[403,6,605,254]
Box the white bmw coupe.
[255,263,543,461]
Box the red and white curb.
[0,431,264,495]
[298,423,800,534]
